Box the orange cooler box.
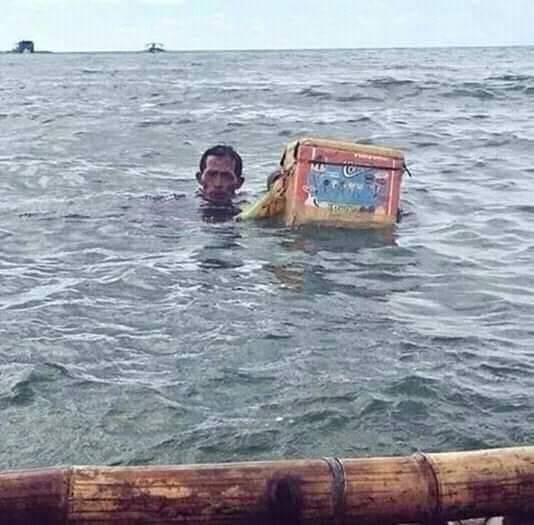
[281,138,405,227]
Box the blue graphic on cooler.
[304,162,389,212]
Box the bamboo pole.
[1,447,534,524]
[0,467,69,524]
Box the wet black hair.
[198,145,243,179]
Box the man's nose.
[213,174,224,187]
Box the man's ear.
[196,171,202,184]
[236,176,244,189]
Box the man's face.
[198,155,242,204]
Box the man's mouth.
[208,191,230,202]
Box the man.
[196,145,244,208]
[196,144,283,222]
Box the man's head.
[196,145,244,205]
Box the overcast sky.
[2,0,533,52]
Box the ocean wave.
[485,74,534,82]
[335,93,384,102]
[297,87,332,99]
[137,119,173,127]
[368,77,416,88]
[442,87,498,99]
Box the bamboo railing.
[1,446,534,524]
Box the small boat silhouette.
[145,42,165,53]
[12,40,35,53]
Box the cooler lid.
[281,137,404,170]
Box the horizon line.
[2,43,533,54]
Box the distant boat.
[145,42,165,53]
[12,40,35,53]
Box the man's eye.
[204,171,236,182]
